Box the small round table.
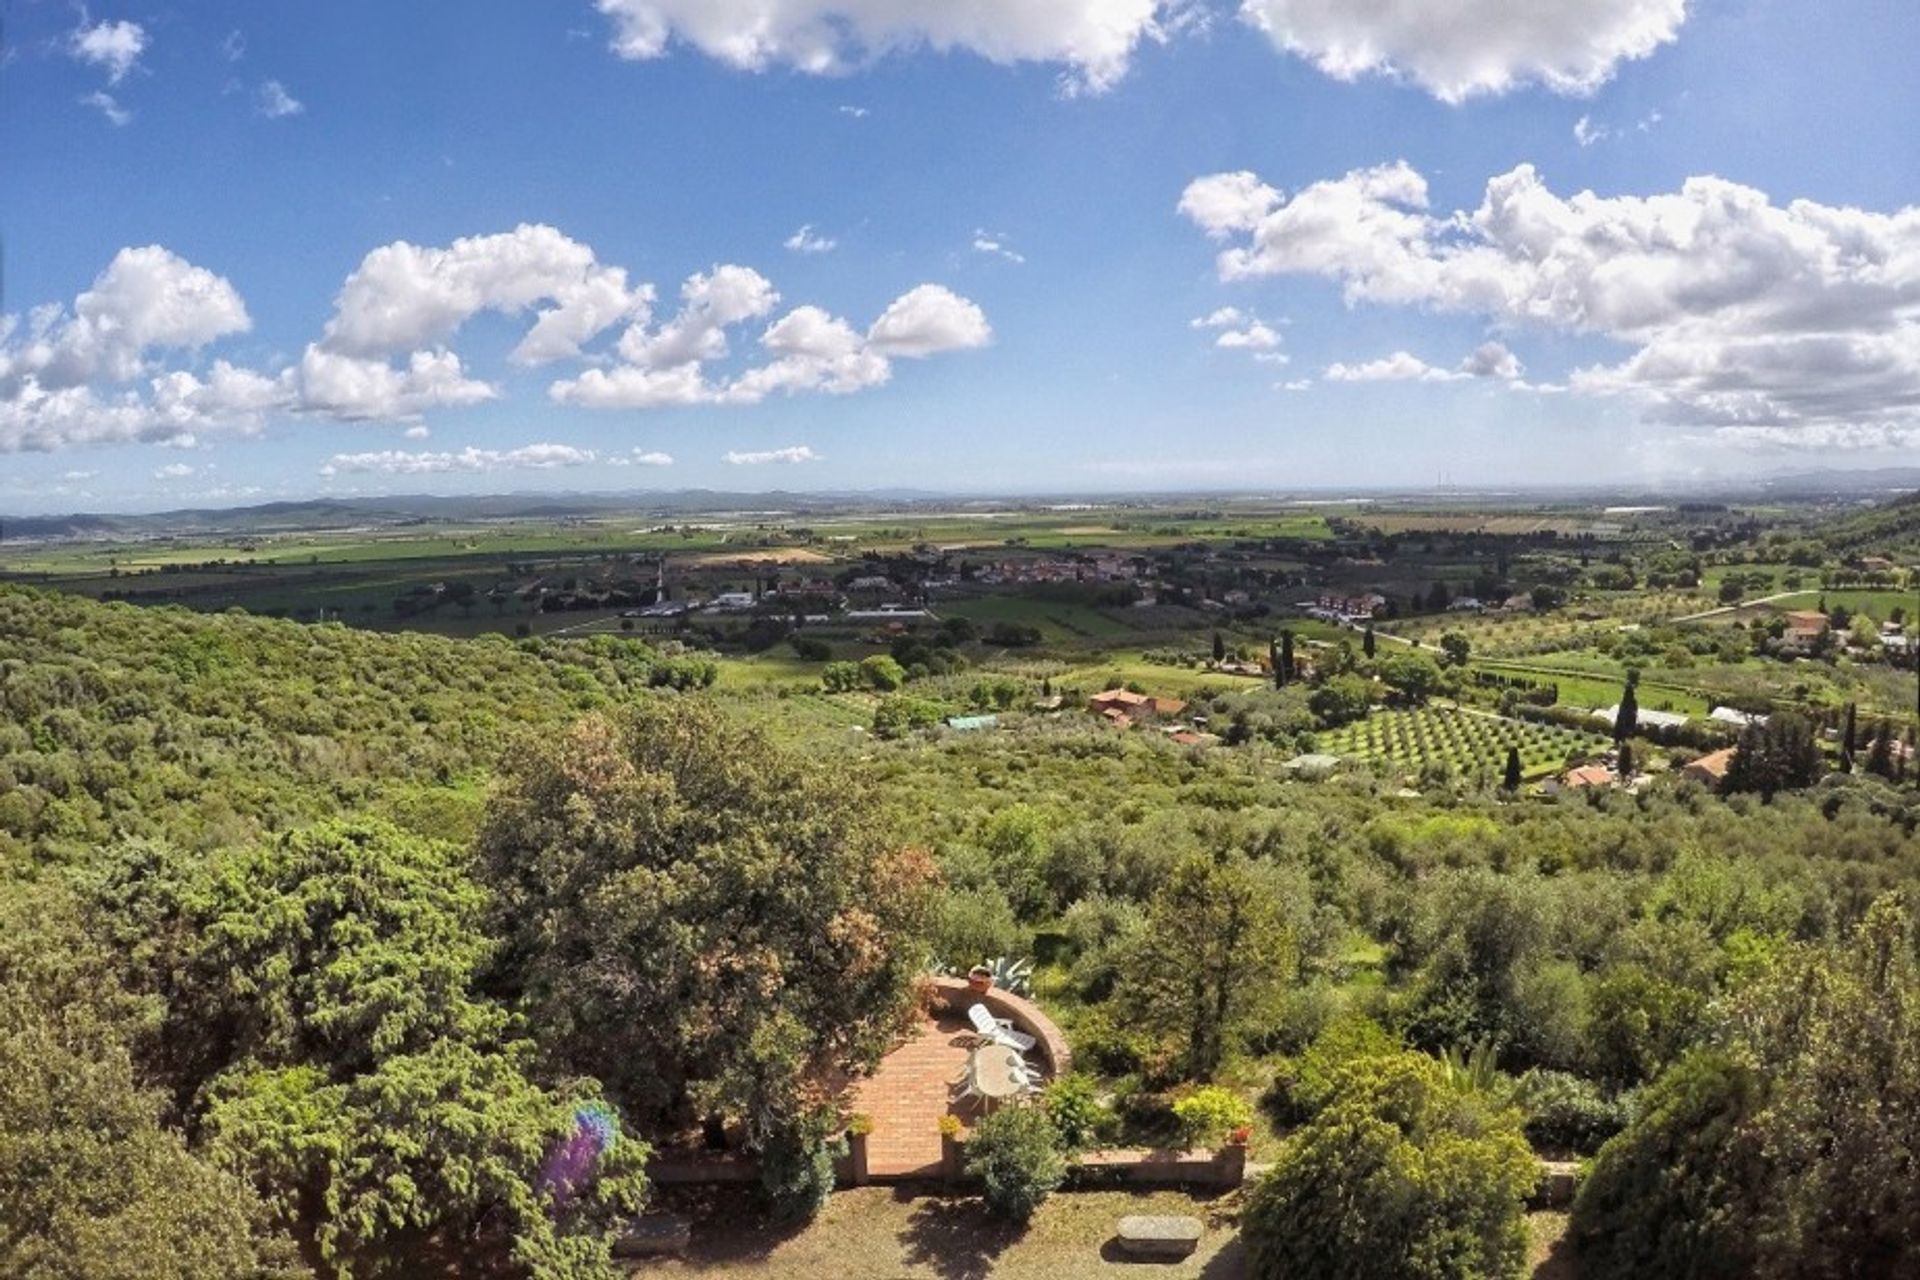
[970,1044,1026,1103]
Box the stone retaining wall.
[925,975,1073,1077]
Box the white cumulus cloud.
[785,224,838,254]
[81,92,131,126]
[972,230,1026,263]
[723,445,820,465]
[0,247,264,452]
[1325,351,1464,383]
[1238,0,1690,102]
[1460,341,1523,380]
[70,19,148,84]
[1182,160,1920,444]
[5,230,990,453]
[323,223,647,365]
[257,80,305,119]
[592,0,1170,93]
[320,443,602,477]
[553,279,987,410]
[291,347,496,422]
[1192,307,1286,364]
[868,284,993,357]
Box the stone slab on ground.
[1115,1214,1203,1260]
[614,1213,692,1258]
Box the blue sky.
[4,0,1919,511]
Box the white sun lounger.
[967,1002,1038,1053]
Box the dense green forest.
[4,584,1918,1278]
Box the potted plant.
[967,964,993,994]
[938,1112,967,1183]
[1228,1124,1253,1146]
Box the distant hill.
[0,489,958,542]
[1812,489,1920,560]
[1758,467,1920,498]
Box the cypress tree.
[1279,631,1295,688]
[1615,674,1639,743]
[1213,630,1226,663]
[1868,721,1894,779]
[1502,746,1522,792]
[1618,741,1636,778]
[1363,625,1376,659]
[1269,638,1283,689]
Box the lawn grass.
[642,1188,1581,1279]
[647,1186,1246,1279]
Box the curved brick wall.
[929,975,1072,1077]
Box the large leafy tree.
[1379,651,1442,704]
[1574,893,1920,1279]
[91,822,646,1279]
[1243,1051,1537,1280]
[0,885,298,1280]
[1123,852,1294,1079]
[474,699,937,1138]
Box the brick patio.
[845,1009,979,1178]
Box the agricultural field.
[1473,661,1711,719]
[1315,706,1612,779]
[1384,590,1714,657]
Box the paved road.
[1669,590,1802,623]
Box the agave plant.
[983,955,1034,997]
[1440,1038,1505,1095]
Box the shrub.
[790,636,832,662]
[1570,1051,1760,1280]
[1514,1069,1631,1153]
[872,695,944,740]
[964,1105,1067,1222]
[648,654,719,690]
[860,654,907,691]
[1043,1074,1111,1153]
[1172,1085,1254,1148]
[1265,1013,1399,1125]
[1244,1052,1536,1280]
[927,886,1026,971]
[756,1110,843,1223]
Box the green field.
[1769,589,1913,621]
[1316,705,1611,779]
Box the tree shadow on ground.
[651,1186,813,1266]
[1197,1235,1248,1278]
[897,1194,1025,1280]
[1531,1227,1579,1280]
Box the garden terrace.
[845,977,1070,1180]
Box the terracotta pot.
[1228,1125,1253,1146]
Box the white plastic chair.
[950,1060,981,1106]
[967,1002,1038,1053]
